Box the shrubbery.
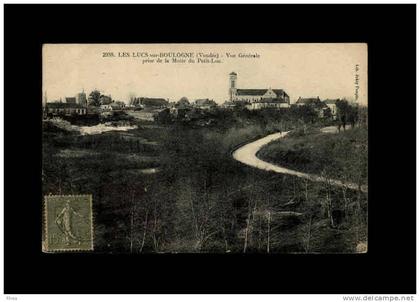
[258,127,368,186]
[42,108,367,253]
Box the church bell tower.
[229,72,237,101]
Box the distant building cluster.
[295,96,334,118]
[295,96,359,119]
[45,102,87,116]
[126,95,219,123]
[44,91,88,116]
[43,71,359,122]
[218,71,356,120]
[43,90,126,118]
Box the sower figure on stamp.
[55,200,83,245]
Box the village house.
[45,102,87,116]
[134,97,169,109]
[245,96,289,110]
[323,99,339,119]
[111,101,126,110]
[170,97,192,118]
[194,98,217,110]
[295,96,322,106]
[65,97,77,104]
[228,72,290,110]
[295,96,331,118]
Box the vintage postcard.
[42,43,367,253]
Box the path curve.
[232,127,367,193]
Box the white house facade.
[228,72,290,110]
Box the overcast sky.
[43,43,367,105]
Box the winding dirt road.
[232,127,367,193]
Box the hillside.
[258,126,368,187]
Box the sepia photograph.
[4,2,418,298]
[42,43,368,254]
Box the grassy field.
[258,126,368,187]
[42,113,367,253]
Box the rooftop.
[255,98,289,103]
[236,89,288,97]
[195,99,217,106]
[46,102,86,109]
[324,99,339,104]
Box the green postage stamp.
[43,195,94,252]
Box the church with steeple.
[228,72,290,110]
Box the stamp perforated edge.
[42,194,94,253]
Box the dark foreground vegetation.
[43,108,367,253]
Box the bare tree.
[139,209,149,253]
[129,191,135,253]
[243,198,252,253]
[303,215,312,253]
[266,210,271,253]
